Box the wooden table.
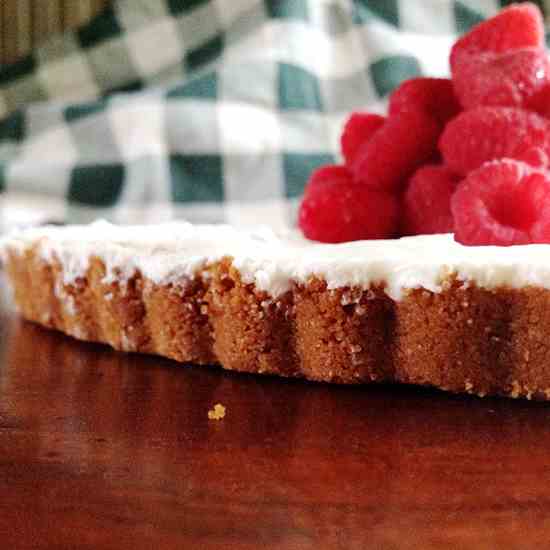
[2,276,550,549]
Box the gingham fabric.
[0,0,547,231]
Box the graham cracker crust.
[5,246,550,400]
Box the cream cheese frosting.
[2,220,550,300]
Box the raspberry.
[439,106,550,176]
[298,176,400,243]
[304,165,352,195]
[452,47,550,109]
[353,111,440,191]
[517,146,549,169]
[340,113,385,167]
[402,165,459,236]
[450,3,544,70]
[526,83,550,117]
[388,78,461,127]
[451,159,550,246]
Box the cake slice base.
[5,246,550,400]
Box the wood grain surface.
[1,0,108,64]
[2,274,550,550]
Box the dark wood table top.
[2,276,550,549]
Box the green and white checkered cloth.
[0,0,547,231]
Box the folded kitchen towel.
[0,0,541,231]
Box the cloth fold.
[0,0,523,230]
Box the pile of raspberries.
[299,3,550,246]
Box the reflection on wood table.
[2,278,550,549]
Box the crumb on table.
[208,403,226,420]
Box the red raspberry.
[451,159,550,246]
[526,83,550,117]
[353,111,440,191]
[402,165,459,236]
[450,3,544,70]
[298,174,400,243]
[388,77,461,127]
[517,146,549,169]
[452,47,550,109]
[439,106,550,176]
[340,113,385,167]
[304,165,352,195]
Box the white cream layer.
[3,220,550,300]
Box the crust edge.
[5,246,550,400]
